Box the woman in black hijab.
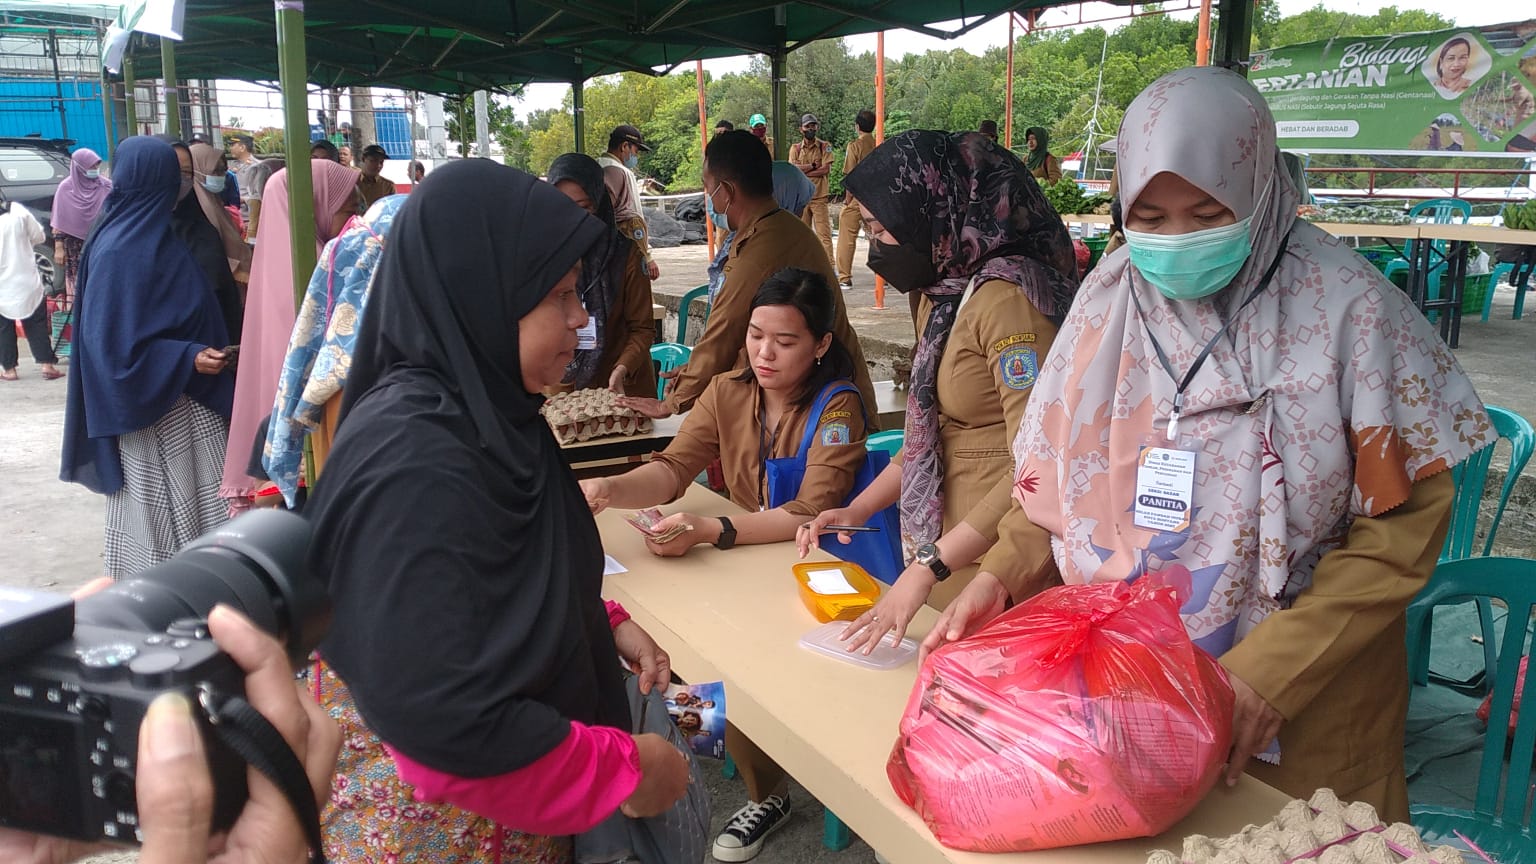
[545,153,657,397]
[166,138,245,342]
[305,161,689,863]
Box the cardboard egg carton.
[542,388,655,445]
[1146,789,1470,864]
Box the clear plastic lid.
[798,621,919,671]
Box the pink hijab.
[51,148,112,239]
[1012,67,1490,656]
[220,159,360,500]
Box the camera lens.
[76,510,330,666]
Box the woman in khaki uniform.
[580,267,867,862]
[545,154,657,397]
[799,131,1080,655]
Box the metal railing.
[1306,165,1536,203]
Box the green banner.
[1251,19,1536,156]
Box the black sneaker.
[711,794,792,862]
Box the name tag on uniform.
[1133,447,1197,533]
[576,319,598,350]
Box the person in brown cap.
[979,119,999,143]
[357,144,397,209]
[789,113,834,268]
[599,124,660,279]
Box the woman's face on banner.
[1441,42,1470,82]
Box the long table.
[598,485,1293,864]
[562,413,685,470]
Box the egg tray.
[1146,789,1480,864]
[541,388,655,445]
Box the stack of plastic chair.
[675,285,710,346]
[648,343,691,401]
[1382,198,1472,312]
[865,429,905,456]
[1407,405,1534,694]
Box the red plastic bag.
[1476,655,1527,736]
[888,579,1234,852]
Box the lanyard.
[1130,231,1291,441]
[756,396,777,512]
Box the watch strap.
[714,516,737,550]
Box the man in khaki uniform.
[623,130,876,424]
[835,109,877,287]
[597,124,661,280]
[789,113,835,269]
[748,113,774,155]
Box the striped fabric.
[104,395,230,579]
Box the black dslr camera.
[0,510,330,844]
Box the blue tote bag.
[764,380,905,583]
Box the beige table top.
[1307,222,1422,240]
[1416,223,1536,245]
[875,379,908,430]
[598,485,1291,864]
[653,303,665,321]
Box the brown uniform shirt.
[841,133,876,206]
[550,242,657,398]
[789,138,832,200]
[357,174,396,210]
[663,208,877,422]
[652,372,868,516]
[1028,154,1063,185]
[912,279,1058,597]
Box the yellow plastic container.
[792,561,882,623]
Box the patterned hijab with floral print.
[1012,67,1490,655]
[843,130,1078,552]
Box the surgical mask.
[625,153,639,170]
[201,174,227,194]
[85,169,101,179]
[706,184,732,231]
[178,177,194,202]
[1125,217,1254,301]
[802,129,817,141]
[866,239,937,293]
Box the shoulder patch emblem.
[818,409,852,424]
[999,345,1038,390]
[820,422,851,446]
[990,333,1037,354]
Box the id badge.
[1133,444,1197,533]
[575,319,598,350]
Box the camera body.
[0,510,329,844]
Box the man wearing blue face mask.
[599,124,660,280]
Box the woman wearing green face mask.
[929,67,1492,822]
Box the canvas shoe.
[711,794,792,862]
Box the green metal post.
[122,53,137,136]
[1213,0,1255,74]
[771,6,787,160]
[99,55,116,153]
[573,78,585,153]
[160,37,179,138]
[276,0,316,308]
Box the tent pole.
[99,54,116,153]
[160,37,179,138]
[1213,0,1255,73]
[872,30,885,311]
[1196,0,1213,66]
[696,60,715,257]
[573,78,585,152]
[1004,13,1014,150]
[474,90,491,157]
[276,0,316,308]
[122,52,137,137]
[771,5,786,160]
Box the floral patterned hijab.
[1012,67,1490,655]
[843,130,1078,551]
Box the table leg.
[823,811,853,851]
[1406,238,1430,310]
[1443,240,1466,349]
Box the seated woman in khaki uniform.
[927,67,1491,822]
[798,130,1080,655]
[579,266,868,862]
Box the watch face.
[916,544,937,564]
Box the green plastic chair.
[675,284,711,346]
[649,342,691,401]
[1382,198,1473,307]
[1405,557,1536,862]
[1462,263,1515,323]
[865,429,905,456]
[1410,405,1535,693]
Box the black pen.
[822,524,881,533]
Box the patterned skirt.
[311,658,573,864]
[104,396,230,579]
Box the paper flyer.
[665,681,726,759]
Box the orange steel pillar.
[873,31,887,310]
[1196,0,1213,66]
[696,60,715,257]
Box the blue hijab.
[61,136,234,494]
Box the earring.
[816,355,823,366]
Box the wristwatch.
[913,542,952,582]
[714,516,738,551]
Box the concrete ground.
[4,237,1533,862]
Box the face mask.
[625,153,639,170]
[1125,217,1254,301]
[802,129,817,141]
[85,169,101,179]
[706,184,732,231]
[178,177,194,202]
[201,174,227,194]
[752,127,767,139]
[866,239,937,293]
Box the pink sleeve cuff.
[606,599,632,630]
[387,721,641,836]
